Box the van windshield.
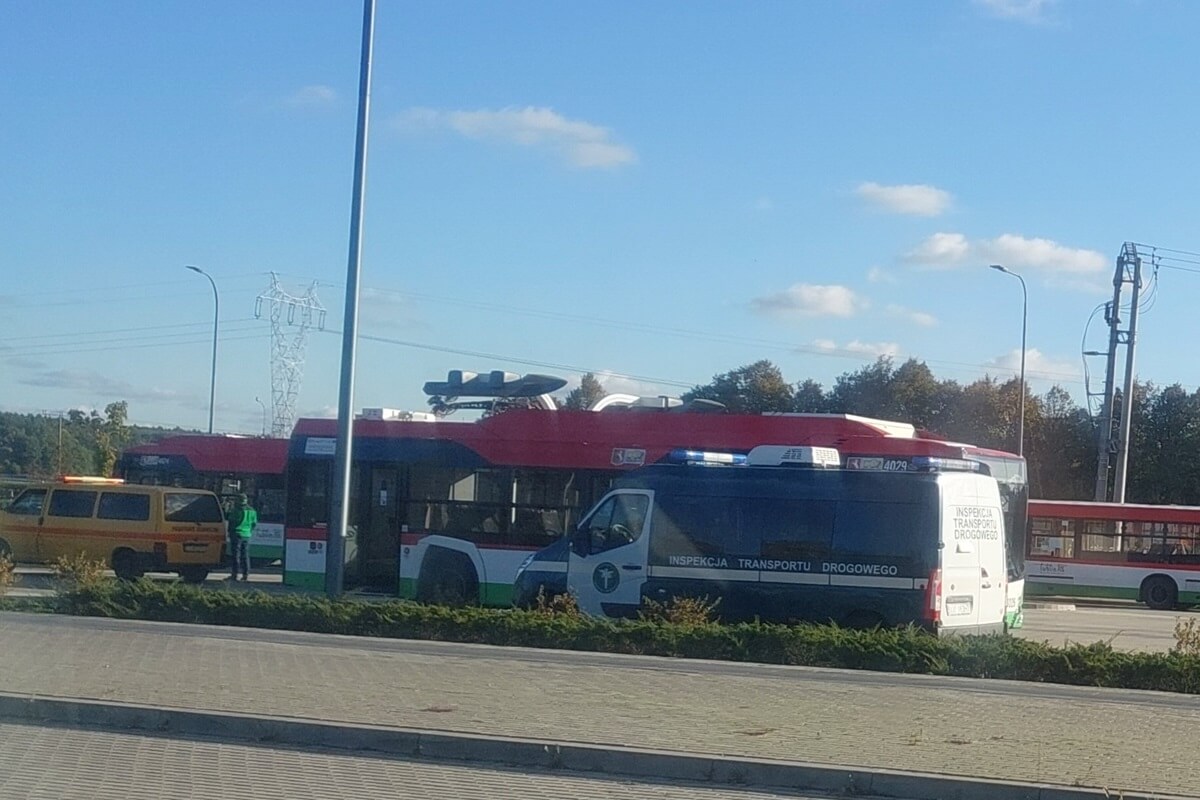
[165,493,223,523]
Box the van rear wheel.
[112,549,144,581]
[178,566,209,584]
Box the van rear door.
[938,474,984,632]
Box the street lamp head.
[989,264,1008,274]
[186,265,203,274]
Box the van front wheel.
[112,549,144,581]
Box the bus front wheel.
[1142,575,1178,610]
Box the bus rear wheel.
[417,550,479,607]
[0,538,12,560]
[1142,575,1178,610]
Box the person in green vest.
[228,493,257,582]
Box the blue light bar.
[666,449,748,466]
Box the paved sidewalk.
[0,722,822,800]
[1,613,1197,797]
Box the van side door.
[41,489,100,562]
[567,490,653,618]
[1,489,48,561]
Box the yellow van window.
[8,489,47,516]
[48,490,98,518]
[97,492,151,521]
[165,493,223,523]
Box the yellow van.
[0,477,226,583]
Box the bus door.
[567,490,653,618]
[359,466,402,592]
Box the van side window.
[585,494,648,554]
[753,499,835,560]
[651,495,740,561]
[48,490,99,518]
[165,493,223,523]
[833,501,930,568]
[98,492,151,522]
[7,489,47,516]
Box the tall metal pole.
[255,397,268,437]
[990,265,1027,457]
[186,265,219,434]
[327,0,376,598]
[1112,250,1143,504]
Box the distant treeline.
[0,402,180,479]
[3,356,1195,504]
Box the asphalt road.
[0,722,862,800]
[1016,601,1192,652]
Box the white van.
[563,446,1008,635]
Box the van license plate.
[945,597,973,616]
[183,543,209,553]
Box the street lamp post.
[255,397,268,436]
[186,265,219,434]
[990,264,1027,457]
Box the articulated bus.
[116,435,288,565]
[284,405,1027,625]
[1026,499,1200,610]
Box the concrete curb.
[1024,602,1078,611]
[0,692,1184,800]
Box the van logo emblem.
[592,562,620,594]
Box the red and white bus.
[283,401,1027,625]
[1026,499,1200,610]
[116,435,288,565]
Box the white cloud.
[285,85,337,108]
[394,106,636,169]
[886,304,938,327]
[904,232,1107,278]
[866,266,897,284]
[360,288,422,331]
[751,284,867,318]
[986,348,1080,381]
[812,339,902,359]
[856,182,952,217]
[975,0,1056,24]
[19,369,181,402]
[300,405,338,419]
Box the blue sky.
[3,0,1200,433]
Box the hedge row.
[48,580,1200,694]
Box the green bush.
[54,581,1200,694]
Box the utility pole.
[1093,243,1144,502]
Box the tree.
[563,373,607,410]
[682,360,794,413]
[94,401,131,477]
[827,357,897,418]
[792,379,829,413]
